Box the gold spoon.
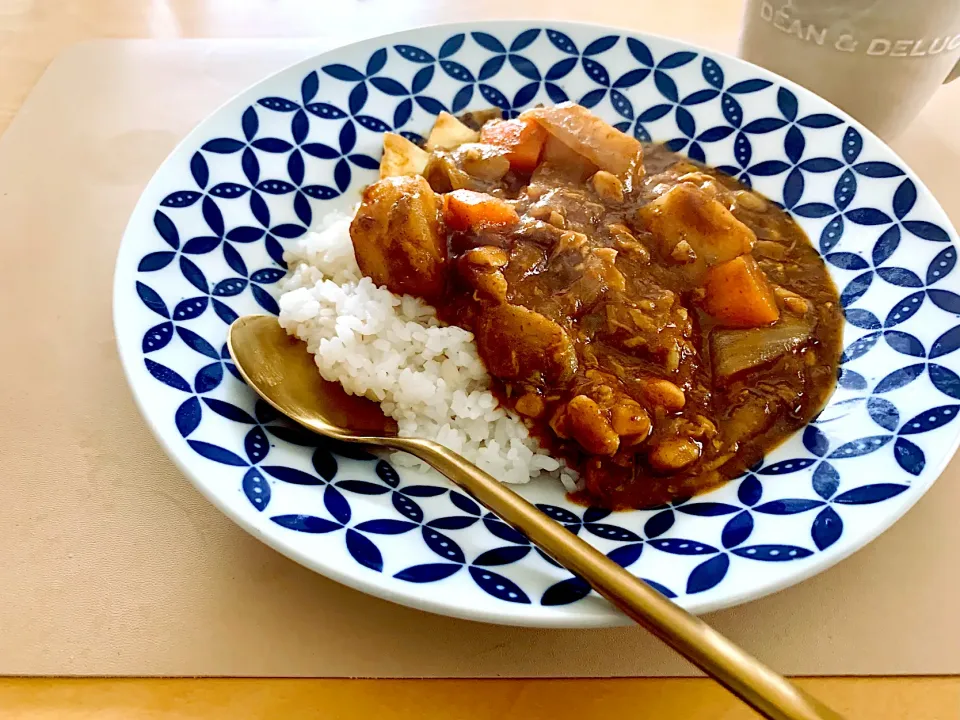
[228,314,842,720]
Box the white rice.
[278,211,577,488]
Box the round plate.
[114,21,960,627]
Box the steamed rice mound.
[278,211,575,488]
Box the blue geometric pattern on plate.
[113,22,960,627]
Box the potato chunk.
[379,133,429,179]
[475,304,578,383]
[349,175,446,301]
[425,111,480,151]
[451,143,511,183]
[637,184,755,266]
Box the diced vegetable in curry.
[350,102,843,509]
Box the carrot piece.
[444,190,520,232]
[479,118,547,173]
[703,255,780,328]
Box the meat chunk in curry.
[350,102,843,509]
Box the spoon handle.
[392,437,843,720]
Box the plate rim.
[112,18,960,628]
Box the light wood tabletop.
[0,677,957,719]
[2,1,959,718]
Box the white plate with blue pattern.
[114,21,960,627]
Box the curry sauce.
[349,103,843,509]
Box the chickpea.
[567,395,620,456]
[515,393,545,418]
[783,296,809,315]
[591,170,625,203]
[648,437,701,472]
[641,378,686,412]
[611,402,652,442]
[525,185,546,201]
[461,246,508,269]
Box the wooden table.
[2,1,958,717]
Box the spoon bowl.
[228,315,399,440]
